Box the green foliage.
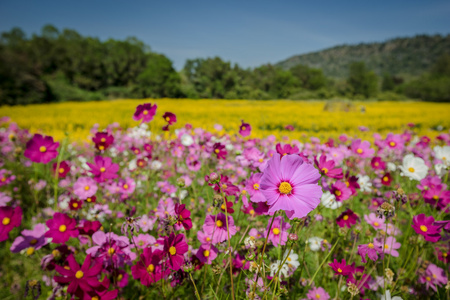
[347,62,378,99]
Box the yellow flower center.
[374,162,379,166]
[29,239,38,245]
[169,246,177,255]
[84,186,90,191]
[258,158,263,162]
[123,184,129,189]
[408,167,415,173]
[101,138,106,142]
[1,177,5,182]
[216,220,223,228]
[59,168,65,174]
[206,237,211,241]
[73,203,78,208]
[315,294,321,299]
[64,266,70,270]
[2,217,11,225]
[253,183,260,190]
[221,184,228,189]
[337,268,342,273]
[26,247,35,255]
[52,249,60,257]
[368,243,374,249]
[86,198,92,202]
[343,215,349,221]
[383,176,388,182]
[278,182,292,194]
[108,248,115,255]
[321,168,329,174]
[389,141,396,147]
[433,195,439,200]
[147,264,154,272]
[100,167,106,172]
[426,276,431,281]
[273,228,280,235]
[39,146,47,153]
[143,110,149,115]
[241,190,247,195]
[92,296,100,300]
[117,274,123,281]
[250,209,255,215]
[221,204,226,210]
[384,244,389,249]
[214,149,220,153]
[99,145,105,150]
[356,148,363,154]
[374,222,379,227]
[241,126,246,131]
[165,117,170,122]
[420,225,427,232]
[203,250,210,257]
[59,225,67,232]
[335,190,341,196]
[75,270,84,279]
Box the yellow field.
[1,99,450,143]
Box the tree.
[347,62,378,98]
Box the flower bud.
[209,172,219,183]
[288,233,298,241]
[176,177,185,188]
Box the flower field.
[0,100,450,300]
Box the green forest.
[1,25,450,105]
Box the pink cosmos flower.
[0,206,22,242]
[212,143,227,159]
[73,177,98,199]
[52,161,70,179]
[203,213,237,244]
[239,120,252,137]
[54,254,102,295]
[412,214,441,242]
[174,203,192,230]
[330,180,352,201]
[265,216,291,247]
[371,157,386,170]
[328,258,352,276]
[163,232,189,271]
[133,103,157,123]
[314,155,343,179]
[87,156,119,183]
[374,236,401,257]
[350,139,374,158]
[384,133,404,150]
[275,143,299,156]
[336,209,358,228]
[131,247,166,286]
[306,286,330,300]
[138,214,155,232]
[10,223,48,254]
[134,234,156,249]
[24,134,59,163]
[87,231,135,268]
[92,132,114,151]
[246,173,266,203]
[196,244,219,264]
[45,213,79,244]
[364,213,385,231]
[0,192,11,206]
[357,241,382,263]
[418,263,447,291]
[260,153,322,219]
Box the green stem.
[308,237,341,287]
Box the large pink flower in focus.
[24,134,59,164]
[260,153,322,220]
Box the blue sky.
[1,0,449,70]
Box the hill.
[275,34,450,79]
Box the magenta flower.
[10,223,47,254]
[203,213,237,244]
[131,247,166,286]
[330,180,352,201]
[374,236,401,257]
[196,244,219,264]
[306,286,330,300]
[164,232,189,271]
[328,258,352,276]
[350,139,374,158]
[380,173,392,186]
[419,263,448,291]
[54,254,102,295]
[357,241,382,263]
[163,112,177,125]
[212,143,227,159]
[239,120,252,137]
[133,103,157,123]
[0,206,22,242]
[174,203,192,231]
[371,157,386,170]
[314,155,343,179]
[384,133,404,150]
[260,153,322,220]
[52,161,70,179]
[412,214,441,242]
[45,213,79,244]
[87,231,135,268]
[87,156,119,183]
[336,209,358,228]
[275,143,299,156]
[92,132,114,151]
[73,177,98,199]
[24,134,59,163]
[264,216,291,247]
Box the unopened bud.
[176,178,185,188]
[288,233,298,241]
[209,172,219,183]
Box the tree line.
[1,25,449,105]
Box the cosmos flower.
[92,132,114,151]
[357,241,382,263]
[307,237,324,252]
[245,173,266,203]
[212,143,227,159]
[131,247,166,286]
[11,223,47,256]
[203,213,237,244]
[328,258,352,276]
[24,134,59,164]
[87,156,119,183]
[314,155,343,179]
[374,236,401,257]
[163,232,189,271]
[306,287,330,300]
[73,177,98,199]
[399,154,429,181]
[174,203,192,231]
[320,191,341,210]
[411,214,441,242]
[264,216,291,247]
[133,103,157,123]
[350,139,374,158]
[371,157,386,170]
[45,213,79,244]
[196,244,218,264]
[239,120,252,137]
[260,153,322,220]
[336,209,358,228]
[433,145,450,166]
[418,263,447,291]
[330,180,352,201]
[0,206,22,242]
[52,161,70,179]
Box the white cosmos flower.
[398,154,428,181]
[380,290,402,300]
[387,162,397,172]
[434,146,450,167]
[357,175,372,192]
[321,191,342,210]
[282,251,300,269]
[269,260,289,278]
[435,163,447,177]
[307,237,324,252]
[150,160,162,170]
[181,134,194,146]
